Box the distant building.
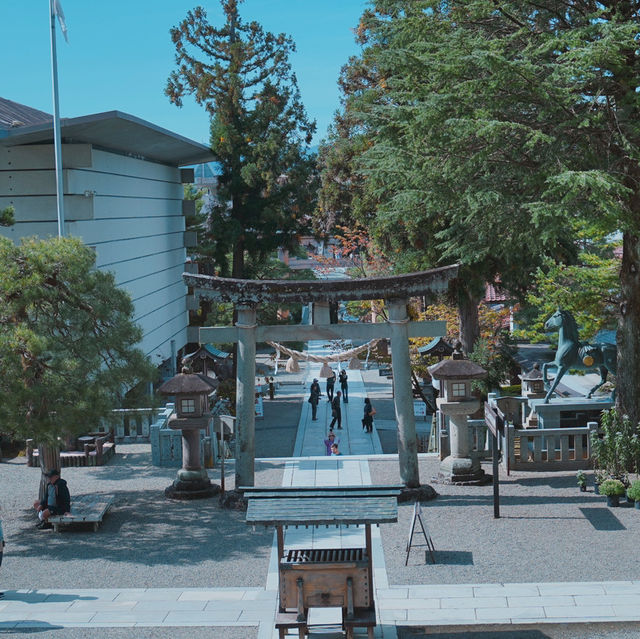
[0,97,214,371]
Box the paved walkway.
[2,340,640,636]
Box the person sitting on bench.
[33,469,71,530]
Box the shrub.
[598,478,626,497]
[627,480,640,502]
[576,470,587,487]
[590,409,639,480]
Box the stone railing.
[108,406,174,443]
[150,401,226,468]
[505,423,597,471]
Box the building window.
[181,398,196,413]
[452,383,466,398]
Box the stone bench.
[47,494,114,532]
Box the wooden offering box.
[280,547,370,610]
[243,485,400,638]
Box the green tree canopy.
[324,0,640,423]
[0,237,157,443]
[166,1,317,279]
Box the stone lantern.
[158,367,219,499]
[429,343,489,485]
[520,363,546,428]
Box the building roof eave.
[1,110,214,167]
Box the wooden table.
[244,486,400,639]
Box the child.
[324,431,339,456]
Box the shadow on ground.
[12,488,273,567]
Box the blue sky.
[4,1,368,146]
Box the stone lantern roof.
[519,363,543,382]
[157,368,216,395]
[428,343,487,380]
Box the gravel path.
[372,457,640,585]
[0,446,283,591]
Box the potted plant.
[576,470,587,492]
[599,478,626,507]
[593,469,607,495]
[627,480,640,510]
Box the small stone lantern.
[429,343,490,485]
[520,363,545,428]
[158,367,219,499]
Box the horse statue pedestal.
[528,396,613,429]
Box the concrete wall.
[0,143,189,362]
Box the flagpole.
[49,0,65,237]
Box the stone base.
[219,489,248,511]
[165,479,220,500]
[434,470,492,486]
[397,484,438,503]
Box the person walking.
[363,397,376,433]
[330,391,342,430]
[330,443,342,456]
[308,378,321,420]
[326,371,335,402]
[339,369,349,403]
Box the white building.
[0,97,214,370]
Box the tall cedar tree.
[345,1,640,423]
[0,237,157,476]
[166,1,317,279]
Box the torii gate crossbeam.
[184,265,459,488]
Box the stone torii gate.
[184,264,458,488]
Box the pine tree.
[166,1,317,279]
[343,1,640,422]
[0,237,157,480]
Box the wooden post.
[220,417,225,496]
[492,432,500,519]
[365,524,374,604]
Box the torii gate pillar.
[388,299,420,488]
[312,301,331,325]
[235,305,257,487]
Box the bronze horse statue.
[542,309,616,403]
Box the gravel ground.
[371,457,640,585]
[0,446,283,591]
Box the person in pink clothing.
[323,431,339,456]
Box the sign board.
[413,401,427,419]
[379,367,392,377]
[484,403,503,437]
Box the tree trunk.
[37,443,61,502]
[617,231,640,428]
[457,288,481,354]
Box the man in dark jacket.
[33,469,71,530]
[326,371,335,402]
[329,391,342,430]
[309,378,322,420]
[339,369,349,402]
